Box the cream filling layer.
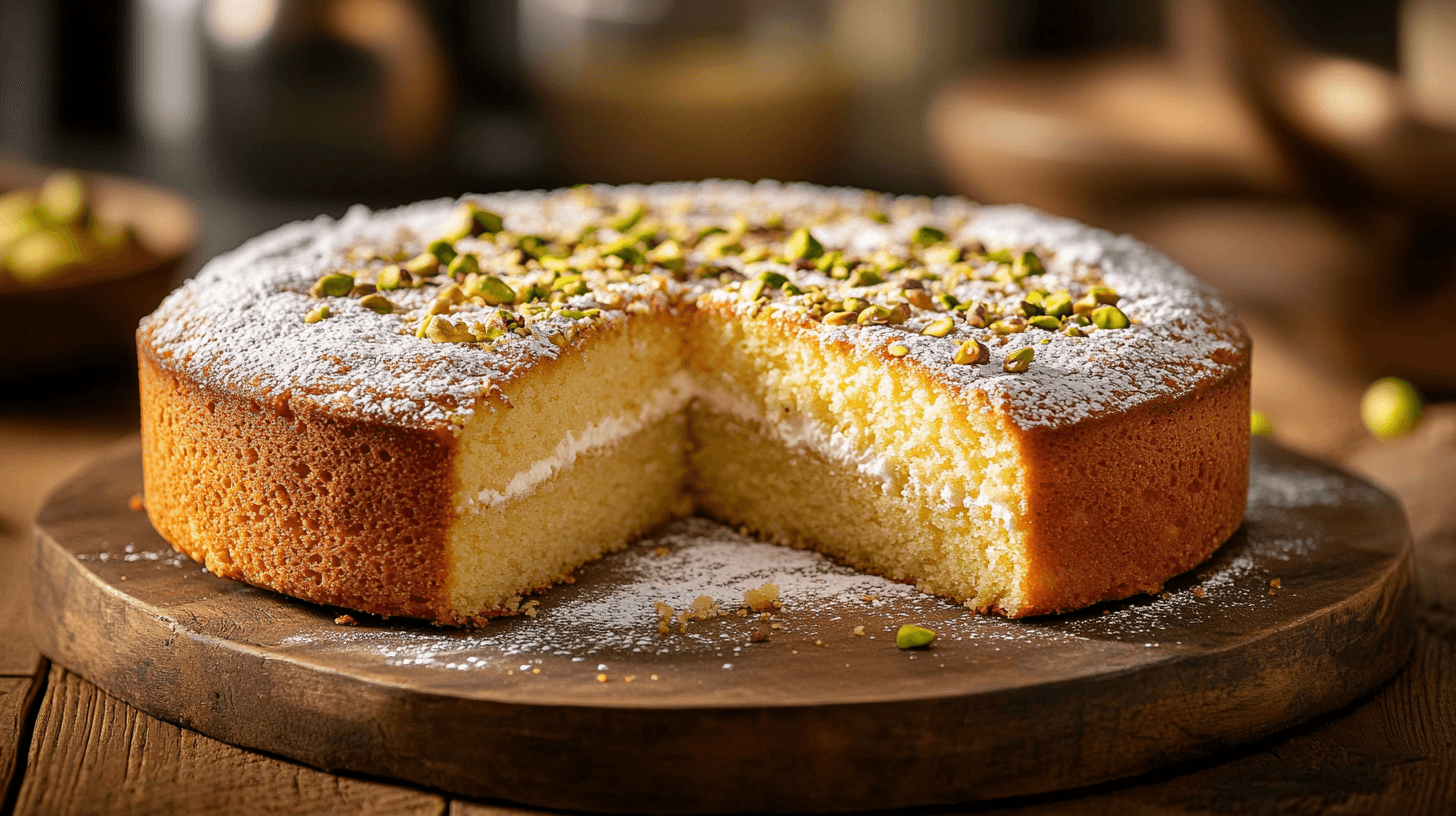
[459,374,1016,535]
[461,371,695,511]
[693,383,1018,534]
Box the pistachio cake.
[137,181,1250,623]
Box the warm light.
[204,0,279,54]
[1289,58,1401,145]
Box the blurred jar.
[520,0,847,184]
[175,0,452,197]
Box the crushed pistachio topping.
[310,193,1137,360]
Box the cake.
[137,181,1250,623]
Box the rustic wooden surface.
[2,323,1455,815]
[23,439,1416,812]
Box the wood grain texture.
[25,437,1415,813]
[0,541,42,678]
[1,675,44,812]
[12,665,446,816]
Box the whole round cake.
[138,181,1250,624]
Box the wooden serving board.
[29,438,1414,814]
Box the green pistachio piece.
[647,240,685,269]
[822,310,857,326]
[310,273,354,298]
[402,252,438,278]
[896,624,936,649]
[427,238,457,266]
[953,339,987,365]
[740,278,767,302]
[1063,323,1085,337]
[933,293,959,311]
[1020,299,1045,317]
[990,317,1027,335]
[1042,290,1072,317]
[785,227,824,261]
[910,226,946,246]
[841,297,868,314]
[814,250,844,273]
[558,309,590,319]
[552,274,589,296]
[1091,304,1130,329]
[424,315,475,344]
[848,269,883,288]
[37,170,88,223]
[694,225,728,244]
[922,243,961,265]
[858,304,892,325]
[5,229,77,282]
[757,270,788,289]
[888,343,910,358]
[1090,285,1120,305]
[921,316,955,337]
[963,302,988,329]
[447,253,480,278]
[304,305,331,323]
[1361,377,1422,438]
[609,203,647,233]
[1003,346,1034,373]
[979,249,1013,264]
[516,282,547,303]
[349,282,376,296]
[376,265,410,291]
[1028,315,1061,331]
[1013,251,1045,278]
[473,275,517,306]
[1250,410,1274,437]
[358,293,394,314]
[868,211,890,224]
[517,235,548,259]
[782,282,805,296]
[886,303,910,325]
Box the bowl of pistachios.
[0,158,197,377]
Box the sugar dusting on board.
[273,451,1349,672]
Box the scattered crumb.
[745,582,780,612]
[1102,609,1110,615]
[334,614,358,626]
[650,674,659,681]
[1160,591,1172,600]
[853,625,865,636]
[522,600,540,619]
[1269,578,1282,589]
[861,594,879,603]
[653,546,671,557]
[507,670,514,675]
[654,602,674,634]
[749,627,771,643]
[531,668,541,674]
[736,609,748,617]
[624,675,636,683]
[1193,586,1205,598]
[596,673,608,683]
[791,650,799,655]
[127,493,145,512]
[119,575,127,581]
[770,622,782,629]
[814,639,825,647]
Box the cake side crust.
[1011,353,1252,615]
[139,340,457,620]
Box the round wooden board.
[30,437,1414,814]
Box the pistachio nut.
[822,310,857,326]
[888,343,910,357]
[910,226,946,246]
[1250,410,1274,437]
[427,238,457,266]
[896,624,936,649]
[37,170,88,224]
[310,273,354,299]
[1090,304,1130,329]
[304,305,331,324]
[1013,251,1045,278]
[358,293,394,314]
[1028,315,1061,331]
[1002,346,1034,372]
[785,227,824,261]
[740,278,767,303]
[858,304,892,325]
[921,316,955,337]
[952,338,988,365]
[376,265,410,290]
[1360,377,1422,438]
[1042,290,1073,317]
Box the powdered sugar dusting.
[141,181,1246,432]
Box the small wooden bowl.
[0,156,198,379]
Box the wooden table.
[3,329,1455,815]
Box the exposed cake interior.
[444,307,1027,620]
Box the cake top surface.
[140,180,1248,432]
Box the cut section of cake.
[138,181,1250,623]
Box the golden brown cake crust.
[139,343,456,620]
[1012,356,1251,615]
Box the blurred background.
[2,0,1456,550]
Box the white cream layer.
[460,373,1016,534]
[463,371,695,510]
[693,383,1018,534]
